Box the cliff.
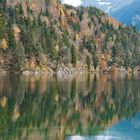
[0,0,140,73]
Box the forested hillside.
[0,0,140,73]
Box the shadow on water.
[0,73,140,140]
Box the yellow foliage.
[0,96,7,108]
[55,45,59,52]
[30,57,36,69]
[13,25,21,43]
[75,33,80,40]
[100,33,105,39]
[13,25,20,34]
[100,106,105,112]
[55,95,59,101]
[31,2,37,9]
[0,39,8,50]
[30,61,36,69]
[13,105,20,121]
[60,8,65,16]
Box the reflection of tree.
[0,73,140,140]
[71,79,77,100]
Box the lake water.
[0,73,140,140]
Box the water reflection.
[0,73,140,140]
[67,112,140,140]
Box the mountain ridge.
[111,0,140,30]
[82,0,140,30]
[82,0,136,13]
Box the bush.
[71,23,80,32]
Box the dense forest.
[0,0,140,73]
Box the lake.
[0,72,140,140]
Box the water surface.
[0,73,140,140]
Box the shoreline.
[0,67,140,76]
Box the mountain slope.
[82,0,135,13]
[82,0,140,30]
[111,0,140,29]
[0,0,140,73]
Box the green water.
[0,73,140,140]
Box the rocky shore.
[0,64,140,76]
[22,65,140,76]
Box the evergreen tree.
[93,54,99,70]
[0,13,7,40]
[71,46,78,65]
[14,43,26,71]
[86,56,91,71]
[8,26,16,48]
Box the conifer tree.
[71,46,78,65]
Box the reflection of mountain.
[68,135,123,140]
[0,73,140,140]
[102,113,140,140]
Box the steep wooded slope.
[0,0,140,72]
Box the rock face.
[29,0,46,12]
[6,0,20,8]
[80,12,93,36]
[56,63,88,75]
[6,0,46,15]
